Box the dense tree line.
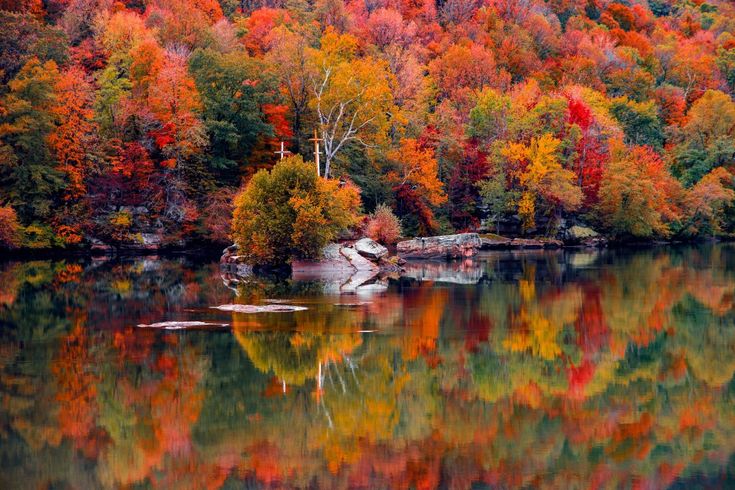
[2,0,735,249]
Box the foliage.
[680,167,735,236]
[479,170,514,234]
[0,206,21,249]
[200,186,236,243]
[673,89,735,186]
[365,203,402,245]
[189,49,273,179]
[387,138,446,235]
[598,142,682,238]
[0,58,65,224]
[3,0,735,247]
[502,133,582,232]
[0,11,68,85]
[232,155,361,266]
[307,28,396,178]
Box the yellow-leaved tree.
[502,133,582,232]
[307,28,397,179]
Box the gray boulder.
[564,225,600,243]
[340,245,380,272]
[397,233,482,260]
[354,237,388,260]
[291,243,356,279]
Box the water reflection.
[1,246,735,488]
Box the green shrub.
[232,156,362,266]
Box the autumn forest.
[3,0,735,250]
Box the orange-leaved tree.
[597,141,682,238]
[388,138,447,235]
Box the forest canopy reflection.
[1,246,735,488]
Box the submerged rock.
[397,233,482,260]
[211,304,308,313]
[137,321,229,330]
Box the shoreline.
[1,236,729,262]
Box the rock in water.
[211,304,308,313]
[562,225,607,247]
[292,243,356,279]
[220,243,253,276]
[137,321,229,330]
[509,238,544,249]
[480,236,512,250]
[397,233,482,260]
[354,237,389,260]
[340,246,380,271]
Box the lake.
[1,245,735,489]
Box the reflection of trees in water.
[94,330,211,488]
[0,257,233,330]
[234,330,363,387]
[1,246,735,488]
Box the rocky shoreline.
[221,238,405,295]
[220,229,611,294]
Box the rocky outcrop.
[539,238,564,249]
[378,254,405,273]
[341,245,380,271]
[509,238,545,249]
[220,244,253,276]
[291,243,358,279]
[397,233,482,260]
[564,225,599,242]
[221,241,400,293]
[291,241,397,294]
[354,237,388,260]
[480,235,513,250]
[562,225,607,248]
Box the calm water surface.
[1,245,735,489]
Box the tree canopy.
[2,0,735,249]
